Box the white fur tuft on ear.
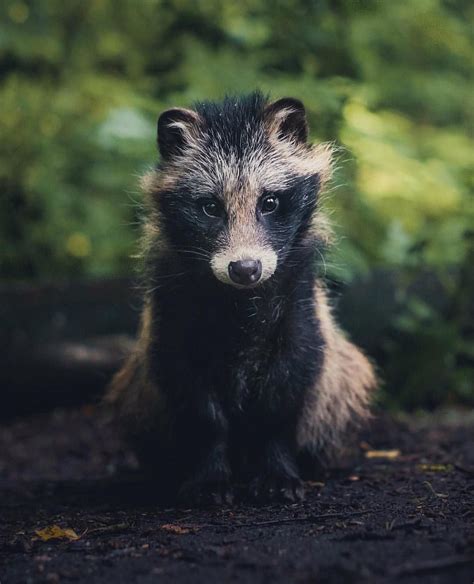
[157,107,201,160]
[264,97,308,144]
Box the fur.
[106,91,377,503]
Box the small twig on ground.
[389,517,422,531]
[82,523,130,538]
[423,481,449,498]
[207,509,371,529]
[454,462,474,476]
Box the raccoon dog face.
[151,92,332,289]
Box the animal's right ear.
[157,108,200,160]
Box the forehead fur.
[142,91,333,198]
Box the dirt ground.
[0,406,473,584]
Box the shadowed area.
[1,407,473,583]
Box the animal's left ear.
[264,97,308,144]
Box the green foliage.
[0,0,472,408]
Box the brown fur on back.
[105,303,164,439]
[297,284,377,462]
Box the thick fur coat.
[106,92,377,503]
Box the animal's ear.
[157,107,200,160]
[264,97,308,144]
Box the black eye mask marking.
[199,198,226,219]
[257,174,320,252]
[260,174,320,214]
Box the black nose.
[228,259,262,286]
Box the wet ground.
[1,407,473,583]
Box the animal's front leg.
[249,431,304,503]
[177,395,233,505]
[246,349,312,503]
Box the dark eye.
[261,195,279,215]
[201,199,223,218]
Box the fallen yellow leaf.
[306,481,325,488]
[365,449,401,460]
[161,524,197,535]
[34,525,80,542]
[418,463,452,473]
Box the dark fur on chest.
[146,244,324,487]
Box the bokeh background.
[1,0,473,412]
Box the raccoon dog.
[106,92,377,504]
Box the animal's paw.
[178,477,234,507]
[249,475,305,503]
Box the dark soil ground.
[0,407,473,584]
